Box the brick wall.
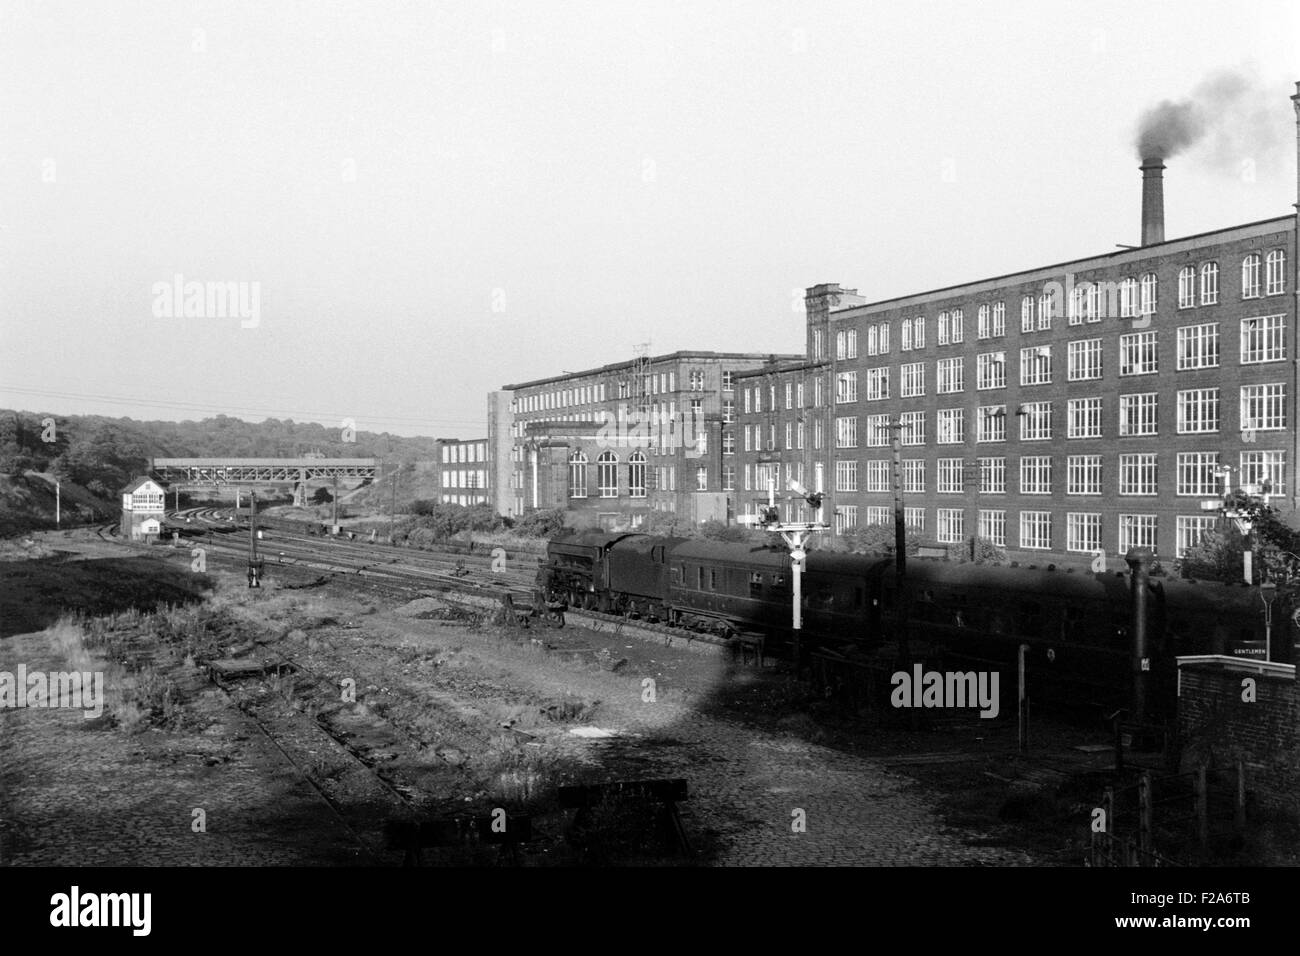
[1177,659,1299,813]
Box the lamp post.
[1260,580,1277,662]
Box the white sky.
[1,0,1296,439]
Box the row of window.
[516,370,742,415]
[833,507,1223,557]
[825,386,1286,448]
[825,451,1284,497]
[816,253,1288,358]
[566,452,712,497]
[440,443,487,464]
[744,380,818,413]
[441,468,488,489]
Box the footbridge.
[149,458,381,506]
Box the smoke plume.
[1134,69,1283,168]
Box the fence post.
[1235,759,1247,832]
[1195,765,1208,850]
[1138,772,1152,864]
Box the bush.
[514,508,568,539]
[842,522,921,556]
[697,519,760,542]
[944,537,1007,565]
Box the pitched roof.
[119,476,164,495]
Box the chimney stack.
[1140,159,1165,246]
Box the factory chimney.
[1139,159,1165,245]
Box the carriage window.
[750,572,763,588]
[773,574,785,587]
[671,567,682,585]
[697,567,704,590]
[709,570,718,590]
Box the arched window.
[628,451,646,498]
[597,451,618,498]
[1241,253,1261,298]
[1266,250,1286,295]
[1139,272,1157,315]
[1200,262,1218,304]
[1119,277,1137,317]
[568,451,587,499]
[1178,266,1195,308]
[1020,296,1034,333]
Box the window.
[902,459,925,493]
[1020,346,1052,386]
[1067,455,1103,495]
[978,304,991,339]
[950,309,964,343]
[1197,262,1218,305]
[1020,295,1035,333]
[1176,452,1219,497]
[1176,516,1217,557]
[785,383,793,409]
[839,460,863,492]
[865,460,888,493]
[1176,388,1219,434]
[696,466,708,491]
[865,506,890,525]
[721,464,735,491]
[848,329,859,357]
[814,377,824,407]
[876,325,888,353]
[743,426,752,452]
[1085,283,1103,322]
[722,399,735,423]
[743,389,752,414]
[913,316,926,349]
[937,508,965,544]
[1037,291,1053,330]
[785,422,792,450]
[1019,402,1052,441]
[978,406,1006,443]
[905,506,925,531]
[628,451,646,497]
[812,329,824,361]
[689,369,705,391]
[1178,266,1195,309]
[938,311,950,345]
[1068,286,1085,326]
[866,368,890,401]
[1240,384,1286,432]
[1119,393,1158,436]
[991,301,1006,337]
[837,330,849,360]
[867,326,878,356]
[1139,273,1157,315]
[836,416,858,448]
[1177,323,1219,370]
[1068,338,1103,381]
[1240,450,1286,496]
[754,386,761,412]
[796,421,804,449]
[901,321,912,351]
[901,362,925,397]
[1119,330,1158,376]
[1242,254,1261,298]
[1020,456,1052,495]
[900,411,925,446]
[597,451,619,497]
[1067,513,1102,553]
[1120,277,1137,318]
[1266,250,1286,295]
[814,418,824,449]
[979,457,1006,494]
[797,383,804,407]
[1119,453,1158,496]
[836,371,858,403]
[1240,314,1286,364]
[866,414,890,447]
[936,357,964,394]
[569,451,588,498]
[937,408,964,444]
[979,510,1006,547]
[835,505,858,534]
[722,370,735,390]
[977,351,1006,390]
[937,458,964,494]
[1119,515,1157,554]
[1020,512,1052,550]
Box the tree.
[944,537,1007,565]
[312,487,334,505]
[842,522,921,556]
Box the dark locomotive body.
[538,530,1295,714]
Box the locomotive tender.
[538,530,1295,714]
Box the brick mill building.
[492,351,800,528]
[433,437,490,506]
[734,79,1300,566]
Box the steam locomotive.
[538,530,1296,715]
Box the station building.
[120,476,166,541]
[736,84,1300,563]
[493,351,800,529]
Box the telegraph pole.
[247,491,262,588]
[55,479,60,527]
